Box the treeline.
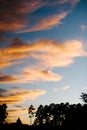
[0,93,87,130]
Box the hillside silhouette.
[0,92,87,130]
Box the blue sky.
[0,0,87,124]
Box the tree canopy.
[0,103,8,123]
[0,93,87,130]
[80,92,87,103]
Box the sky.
[0,0,87,124]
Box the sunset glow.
[0,0,87,124]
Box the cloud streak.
[30,39,87,67]
[19,12,68,33]
[71,0,80,7]
[0,69,62,83]
[0,0,80,34]
[0,87,46,105]
[7,108,28,124]
[0,0,45,33]
[53,86,70,92]
[0,38,86,69]
[21,69,62,82]
[80,24,87,31]
[0,38,87,83]
[0,74,18,83]
[46,0,80,7]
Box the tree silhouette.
[34,103,68,127]
[80,92,87,103]
[34,105,44,126]
[0,103,8,123]
[28,105,36,125]
[16,117,22,124]
[0,93,87,129]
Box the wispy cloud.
[0,87,46,105]
[0,0,45,33]
[0,61,15,69]
[30,39,87,67]
[71,0,80,7]
[0,38,87,84]
[47,0,80,7]
[19,12,68,33]
[0,74,18,83]
[7,108,28,124]
[46,0,69,5]
[0,38,30,69]
[0,38,86,69]
[0,69,62,83]
[62,86,70,90]
[53,86,70,92]
[80,24,87,31]
[21,69,62,82]
[0,0,80,34]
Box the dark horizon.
[0,93,87,130]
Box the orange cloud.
[0,0,80,33]
[30,39,87,67]
[0,38,30,69]
[1,39,86,84]
[0,74,18,83]
[19,12,68,33]
[0,0,44,33]
[0,38,87,85]
[15,0,45,14]
[0,22,26,32]
[0,38,87,70]
[0,69,62,83]
[0,51,29,69]
[0,61,15,69]
[20,69,62,82]
[0,87,46,105]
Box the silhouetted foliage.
[0,93,87,130]
[80,92,87,103]
[34,105,44,126]
[34,102,87,129]
[0,103,8,123]
[16,117,22,124]
[28,105,36,125]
